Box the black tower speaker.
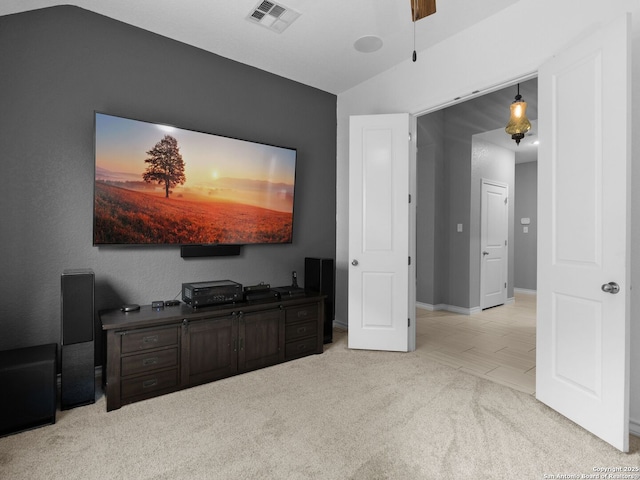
[304,257,335,344]
[61,269,95,409]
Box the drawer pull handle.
[143,335,159,344]
[142,357,158,366]
[297,327,307,334]
[142,379,158,388]
[297,310,309,318]
[298,344,308,351]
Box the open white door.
[537,15,630,452]
[348,114,411,352]
[480,179,508,310]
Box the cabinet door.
[181,316,237,386]
[238,308,284,372]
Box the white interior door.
[536,15,630,452]
[348,113,411,352]
[481,179,508,310]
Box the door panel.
[553,293,602,396]
[363,129,394,252]
[362,272,394,327]
[537,14,630,452]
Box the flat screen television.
[93,112,297,246]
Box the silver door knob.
[482,251,489,256]
[601,282,620,294]
[351,259,359,266]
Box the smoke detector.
[247,1,301,33]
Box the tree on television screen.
[142,135,186,198]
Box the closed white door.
[536,15,630,452]
[481,179,508,310]
[348,114,411,352]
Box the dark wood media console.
[100,293,325,411]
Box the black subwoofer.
[61,269,95,409]
[0,343,57,436]
[304,257,335,344]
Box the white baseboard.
[514,288,537,295]
[415,302,444,311]
[630,418,640,437]
[415,302,481,316]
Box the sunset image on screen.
[94,113,296,245]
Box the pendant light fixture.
[505,83,531,145]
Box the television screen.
[93,112,296,246]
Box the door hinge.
[505,239,508,246]
[505,282,507,288]
[409,194,412,203]
[408,318,411,327]
[408,256,411,265]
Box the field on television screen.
[94,113,296,245]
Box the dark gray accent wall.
[417,78,536,309]
[514,161,538,291]
[0,6,336,362]
[416,110,448,306]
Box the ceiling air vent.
[257,1,275,13]
[247,1,300,33]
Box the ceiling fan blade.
[411,0,436,21]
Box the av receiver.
[182,280,242,308]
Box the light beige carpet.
[1,330,638,479]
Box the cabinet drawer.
[285,336,317,359]
[121,368,178,399]
[285,305,317,324]
[121,327,178,354]
[121,347,178,377]
[285,320,317,341]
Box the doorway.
[415,79,538,388]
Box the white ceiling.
[0,0,518,94]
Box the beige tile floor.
[416,292,537,395]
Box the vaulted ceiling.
[0,0,518,94]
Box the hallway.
[416,292,536,394]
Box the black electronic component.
[182,280,243,308]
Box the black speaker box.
[61,342,94,409]
[61,269,95,409]
[304,257,335,344]
[180,245,241,257]
[0,343,57,436]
